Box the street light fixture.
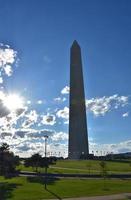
[44,135,48,158]
[44,135,48,189]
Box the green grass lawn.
[54,160,131,172]
[0,176,131,200]
[17,160,131,174]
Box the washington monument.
[68,40,89,159]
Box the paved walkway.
[65,193,131,200]
[48,193,131,200]
[20,171,131,179]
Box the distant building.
[68,41,89,159]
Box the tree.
[99,161,108,189]
[24,154,56,172]
[86,161,92,175]
[129,161,131,170]
[25,153,42,172]
[0,143,19,177]
[0,143,10,152]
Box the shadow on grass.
[126,196,131,200]
[102,180,110,191]
[27,176,60,185]
[46,188,62,200]
[0,182,21,200]
[102,187,110,191]
[27,176,62,199]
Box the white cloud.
[27,100,31,105]
[51,132,68,142]
[14,141,68,158]
[0,128,56,141]
[12,128,54,139]
[37,100,43,104]
[4,64,12,76]
[0,106,27,134]
[0,127,69,157]
[1,124,131,158]
[41,114,56,125]
[63,97,66,101]
[26,110,38,122]
[86,94,129,116]
[0,77,3,84]
[54,97,66,102]
[55,94,129,120]
[22,110,38,128]
[0,90,5,99]
[89,140,131,155]
[64,120,69,124]
[0,44,17,80]
[56,106,69,120]
[29,129,54,138]
[122,112,129,117]
[14,129,29,138]
[0,101,10,118]
[61,86,70,94]
[54,97,61,101]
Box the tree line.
[0,143,56,177]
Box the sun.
[3,94,24,111]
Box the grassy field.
[17,159,131,174]
[0,176,131,200]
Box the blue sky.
[0,0,131,157]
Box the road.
[19,171,131,179]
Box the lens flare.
[3,94,24,111]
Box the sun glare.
[3,94,24,111]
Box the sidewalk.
[66,193,131,200]
[48,193,131,200]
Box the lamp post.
[44,135,48,189]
